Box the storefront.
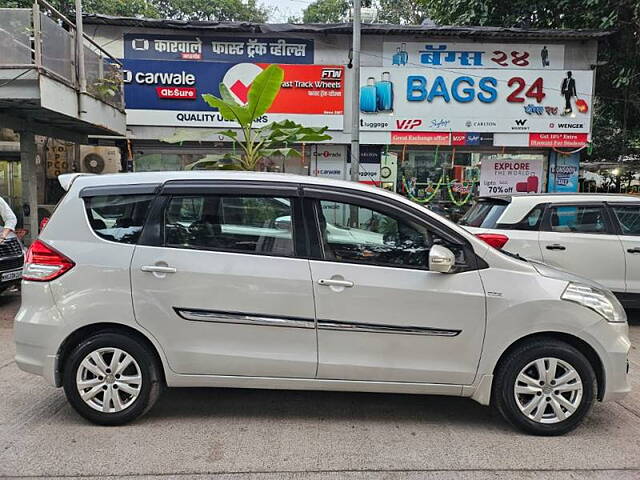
[82,16,601,215]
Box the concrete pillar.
[19,131,38,245]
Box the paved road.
[1,290,639,479]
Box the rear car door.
[304,186,486,386]
[130,180,317,377]
[539,203,626,292]
[608,202,640,298]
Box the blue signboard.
[124,34,314,64]
[547,152,580,192]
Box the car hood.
[527,259,608,290]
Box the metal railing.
[0,0,124,110]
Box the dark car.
[0,237,24,293]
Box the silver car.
[14,171,630,435]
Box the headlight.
[561,282,626,323]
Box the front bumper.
[581,320,631,402]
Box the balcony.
[0,0,126,139]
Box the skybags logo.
[511,119,529,131]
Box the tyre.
[493,339,597,436]
[62,331,164,425]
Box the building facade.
[41,17,604,215]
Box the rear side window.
[548,205,607,234]
[497,205,545,231]
[611,205,640,235]
[459,201,508,228]
[164,195,295,257]
[85,195,154,244]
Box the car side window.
[316,199,463,269]
[611,205,640,236]
[164,195,295,257]
[498,205,544,231]
[85,194,155,244]
[548,205,607,234]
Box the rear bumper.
[14,282,63,386]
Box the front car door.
[130,180,317,378]
[539,202,626,292]
[303,186,486,385]
[608,202,640,300]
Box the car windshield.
[459,201,508,228]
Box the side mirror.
[274,215,292,231]
[429,245,456,273]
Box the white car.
[14,172,630,435]
[460,193,640,309]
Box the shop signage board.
[125,34,314,63]
[123,60,344,128]
[311,145,381,183]
[359,67,593,134]
[479,156,545,196]
[383,42,564,70]
[548,152,580,192]
[529,133,589,147]
[390,131,494,145]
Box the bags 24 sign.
[123,60,344,128]
[358,67,593,134]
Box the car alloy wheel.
[76,347,142,413]
[513,357,583,424]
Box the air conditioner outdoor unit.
[79,146,122,174]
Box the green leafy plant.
[198,64,332,171]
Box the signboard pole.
[350,0,361,183]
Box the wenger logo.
[396,119,422,129]
[557,123,584,129]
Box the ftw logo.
[396,119,422,130]
[321,68,342,79]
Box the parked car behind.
[460,194,640,309]
[0,237,23,293]
[14,172,630,435]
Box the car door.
[608,202,640,294]
[539,203,626,292]
[130,180,317,377]
[303,186,486,385]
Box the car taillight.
[39,217,49,232]
[475,233,509,249]
[22,240,75,281]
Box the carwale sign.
[125,33,314,63]
[123,59,344,128]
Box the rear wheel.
[63,332,163,425]
[493,339,596,436]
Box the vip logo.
[396,119,423,129]
[515,119,528,126]
[321,68,342,79]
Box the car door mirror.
[429,244,456,273]
[274,215,292,231]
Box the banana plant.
[197,64,331,171]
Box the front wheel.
[62,332,163,425]
[493,339,597,436]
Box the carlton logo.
[396,119,422,129]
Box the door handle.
[627,247,640,254]
[318,278,354,288]
[141,265,177,274]
[545,244,566,251]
